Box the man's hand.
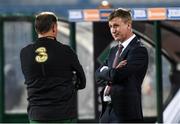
[116,60,127,69]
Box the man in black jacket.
[96,8,148,123]
[20,12,86,123]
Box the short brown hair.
[35,12,58,34]
[108,8,132,23]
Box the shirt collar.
[119,34,136,50]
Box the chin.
[113,36,119,40]
[114,38,120,41]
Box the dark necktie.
[104,44,124,96]
[112,44,124,68]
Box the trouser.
[29,118,77,123]
[99,104,119,123]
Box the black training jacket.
[20,37,86,121]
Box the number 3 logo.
[35,47,48,63]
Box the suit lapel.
[118,36,138,62]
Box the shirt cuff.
[100,66,109,72]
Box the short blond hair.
[108,8,132,24]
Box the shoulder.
[20,44,33,53]
[20,44,34,60]
[50,41,71,51]
[59,43,76,54]
[111,45,118,51]
[134,38,147,49]
[130,39,148,54]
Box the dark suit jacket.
[96,36,148,122]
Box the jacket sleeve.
[95,58,109,85]
[95,48,114,84]
[96,46,148,83]
[70,49,86,90]
[112,46,148,83]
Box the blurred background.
[0,0,180,123]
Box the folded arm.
[96,47,148,83]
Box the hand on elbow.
[115,60,127,69]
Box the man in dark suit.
[96,8,148,123]
[20,12,86,123]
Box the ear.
[52,23,57,33]
[52,24,55,32]
[127,22,131,29]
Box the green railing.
[0,16,4,123]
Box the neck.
[120,32,134,43]
[38,34,56,40]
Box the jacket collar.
[118,36,138,62]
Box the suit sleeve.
[70,49,86,90]
[95,48,114,84]
[96,46,148,83]
[95,58,109,85]
[112,46,148,83]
